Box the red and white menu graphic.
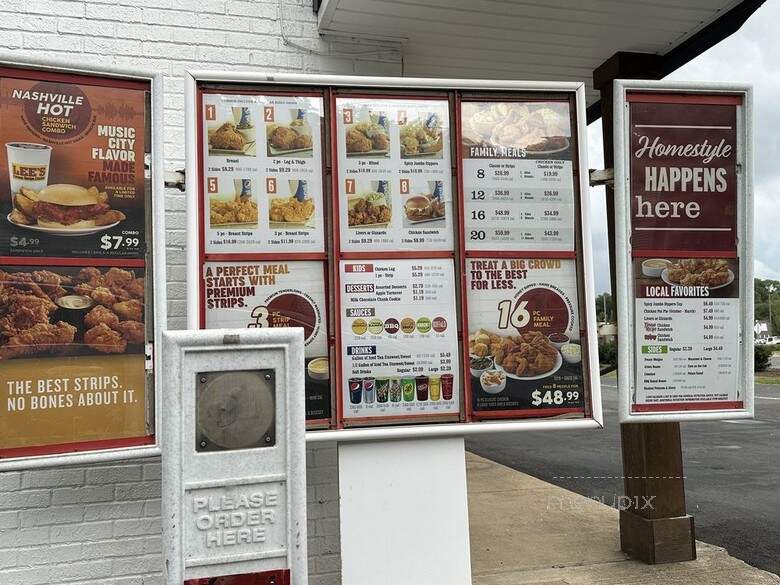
[628,92,744,413]
[339,259,460,421]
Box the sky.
[587,0,780,293]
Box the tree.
[595,292,614,323]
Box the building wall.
[0,2,401,584]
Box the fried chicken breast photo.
[209,122,246,151]
[113,299,144,322]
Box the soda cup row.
[348,374,454,405]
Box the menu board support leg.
[338,437,472,585]
[618,422,695,563]
[594,52,695,564]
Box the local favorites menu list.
[0,69,150,454]
[199,89,593,427]
[200,91,331,423]
[460,100,587,418]
[627,93,743,412]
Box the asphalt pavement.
[466,376,780,575]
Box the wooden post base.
[620,510,696,564]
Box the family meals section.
[194,80,599,430]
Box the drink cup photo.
[6,142,52,196]
[232,106,256,144]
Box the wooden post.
[593,52,696,564]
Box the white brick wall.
[0,1,401,583]
[0,446,340,584]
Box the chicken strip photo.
[114,320,145,344]
[84,305,120,329]
[0,321,76,360]
[113,299,144,321]
[84,323,127,354]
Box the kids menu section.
[199,87,592,427]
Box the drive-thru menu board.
[335,97,454,253]
[340,259,459,421]
[194,78,600,430]
[466,258,585,415]
[459,97,590,420]
[616,84,753,420]
[202,93,325,254]
[0,65,153,457]
[460,101,574,251]
[199,89,331,425]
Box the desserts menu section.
[203,260,331,421]
[633,258,739,409]
[202,93,324,254]
[0,72,148,259]
[335,97,454,253]
[340,259,460,420]
[460,101,575,251]
[466,258,585,415]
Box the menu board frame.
[186,70,603,440]
[0,56,166,469]
[613,80,754,423]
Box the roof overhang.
[315,0,765,122]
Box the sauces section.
[196,83,598,429]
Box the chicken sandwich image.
[11,183,126,229]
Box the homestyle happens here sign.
[616,85,753,422]
[628,93,740,253]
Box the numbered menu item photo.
[339,259,460,423]
[202,259,331,423]
[0,71,148,259]
[336,97,454,253]
[466,257,586,417]
[460,100,575,251]
[202,93,325,254]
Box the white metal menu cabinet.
[161,328,307,585]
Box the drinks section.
[196,81,599,430]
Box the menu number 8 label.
[496,299,530,329]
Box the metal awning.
[315,0,764,121]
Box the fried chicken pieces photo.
[209,122,246,151]
[666,258,732,287]
[469,329,559,377]
[0,270,75,360]
[209,198,258,226]
[268,125,313,152]
[0,266,146,359]
[347,197,392,227]
[269,196,315,224]
[345,119,390,154]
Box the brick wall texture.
[0,1,401,583]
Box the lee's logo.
[12,163,46,181]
